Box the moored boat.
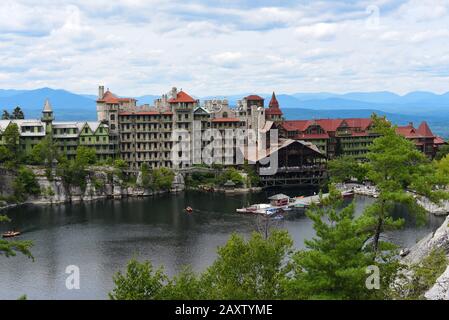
[342,190,355,199]
[2,231,21,238]
[236,203,270,214]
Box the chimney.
[171,87,177,99]
[98,85,105,99]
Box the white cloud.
[295,23,338,41]
[0,0,449,96]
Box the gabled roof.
[282,118,373,133]
[0,120,11,132]
[86,122,105,133]
[396,124,417,138]
[168,91,196,103]
[97,90,120,104]
[241,138,324,163]
[281,120,311,132]
[194,106,210,114]
[396,121,435,139]
[268,194,289,200]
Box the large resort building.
[0,86,446,186]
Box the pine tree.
[287,186,398,299]
[12,106,24,119]
[1,110,10,120]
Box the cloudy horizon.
[1,0,449,97]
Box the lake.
[0,189,445,299]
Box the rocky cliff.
[0,166,185,206]
[402,215,449,300]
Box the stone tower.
[41,98,54,135]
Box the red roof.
[266,92,283,116]
[245,95,264,101]
[434,136,446,145]
[396,121,435,139]
[269,92,279,108]
[168,91,196,103]
[396,124,417,138]
[98,90,135,104]
[98,91,120,104]
[339,118,372,130]
[212,118,241,123]
[417,121,434,138]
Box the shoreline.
[337,182,449,216]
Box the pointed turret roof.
[43,98,53,112]
[418,121,434,137]
[269,92,279,108]
[266,91,283,116]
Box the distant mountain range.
[1,88,448,138]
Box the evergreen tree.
[12,106,24,119]
[1,110,10,120]
[362,115,448,253]
[3,123,20,156]
[287,187,397,299]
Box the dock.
[293,193,329,208]
[236,192,333,216]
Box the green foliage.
[335,114,449,255]
[12,107,24,120]
[110,230,293,300]
[0,215,33,260]
[435,144,449,160]
[29,137,58,166]
[202,230,293,300]
[328,155,368,183]
[0,145,13,163]
[57,158,88,191]
[243,163,260,187]
[76,146,97,166]
[113,159,128,181]
[13,167,41,201]
[1,110,10,120]
[152,167,175,191]
[109,259,167,300]
[287,187,398,299]
[393,249,448,300]
[216,168,245,187]
[3,123,20,156]
[140,163,151,189]
[186,171,216,188]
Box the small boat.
[236,203,270,214]
[2,231,21,238]
[342,191,355,199]
[185,207,193,214]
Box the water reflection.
[0,191,445,300]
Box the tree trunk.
[372,200,385,254]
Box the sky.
[0,0,449,96]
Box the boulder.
[403,215,449,265]
[425,265,449,300]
